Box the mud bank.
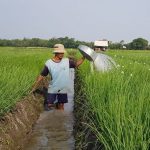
[74,71,102,150]
[0,94,43,150]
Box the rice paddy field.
[77,50,150,149]
[0,47,150,149]
[0,47,51,116]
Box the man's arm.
[30,75,45,93]
[76,57,85,67]
[30,65,49,93]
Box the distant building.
[122,45,127,49]
[94,40,109,51]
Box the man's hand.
[30,75,45,94]
[76,57,85,67]
[29,88,36,95]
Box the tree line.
[0,36,149,50]
[109,38,150,50]
[0,37,93,49]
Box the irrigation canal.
[24,69,75,150]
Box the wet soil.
[24,94,74,150]
[0,94,43,150]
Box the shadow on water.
[24,94,75,150]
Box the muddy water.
[24,69,75,150]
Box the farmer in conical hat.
[31,44,85,110]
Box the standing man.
[31,44,85,110]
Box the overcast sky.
[0,0,150,43]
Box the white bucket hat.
[53,44,65,53]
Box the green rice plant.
[77,50,150,150]
[0,47,51,116]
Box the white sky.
[0,0,150,43]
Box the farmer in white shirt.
[31,44,85,110]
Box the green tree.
[109,42,122,49]
[129,38,148,50]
